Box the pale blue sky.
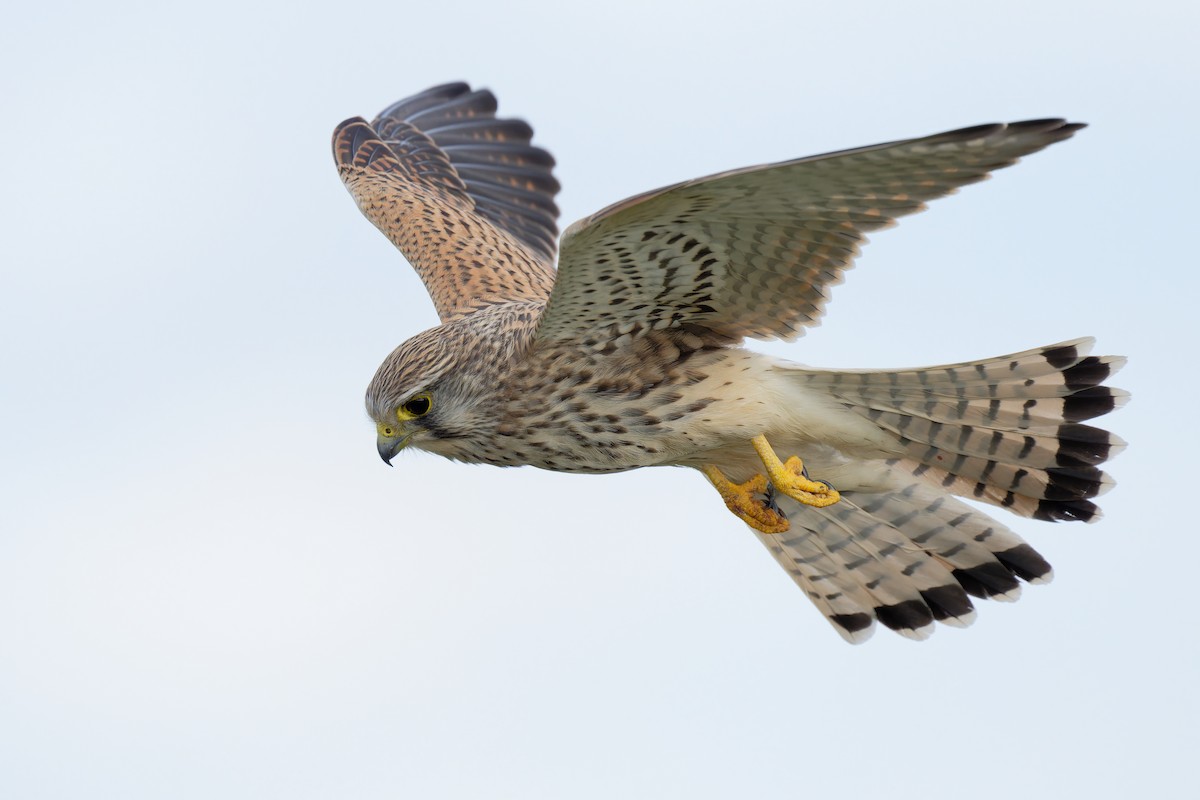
[2,1,1196,798]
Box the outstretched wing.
[534,119,1083,345]
[333,82,561,322]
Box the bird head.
[365,319,504,465]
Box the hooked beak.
[376,427,410,466]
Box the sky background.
[2,1,1197,797]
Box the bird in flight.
[332,82,1125,643]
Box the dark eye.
[402,394,431,417]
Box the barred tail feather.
[796,338,1128,523]
[761,338,1124,640]
[757,482,1052,642]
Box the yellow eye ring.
[398,393,432,420]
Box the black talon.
[799,462,835,491]
[763,482,786,517]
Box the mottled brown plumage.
[333,82,1126,643]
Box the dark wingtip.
[1055,424,1115,467]
[1062,387,1119,422]
[1063,357,1112,390]
[953,561,1021,600]
[875,599,934,634]
[331,116,370,162]
[994,544,1053,583]
[921,584,976,623]
[1033,498,1099,523]
[1043,343,1079,369]
[830,612,873,638]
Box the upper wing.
[534,119,1083,345]
[333,83,560,322]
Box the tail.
[757,483,1053,643]
[795,337,1128,523]
[761,339,1126,642]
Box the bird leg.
[701,466,791,534]
[702,436,841,535]
[750,434,841,509]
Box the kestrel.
[333,83,1125,643]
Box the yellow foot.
[750,434,841,509]
[702,465,790,534]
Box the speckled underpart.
[335,82,1126,643]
